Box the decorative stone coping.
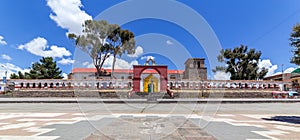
[7,79,290,91]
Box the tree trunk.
[111,54,117,79]
[95,65,101,78]
[98,52,109,78]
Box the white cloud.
[166,40,173,45]
[103,56,138,69]
[258,59,298,77]
[82,61,94,68]
[82,61,95,68]
[0,63,30,79]
[58,58,75,65]
[82,61,89,66]
[115,59,138,69]
[0,35,7,45]
[141,56,155,62]
[18,37,71,58]
[80,61,93,68]
[213,71,231,80]
[62,73,68,79]
[1,54,11,61]
[47,0,92,35]
[284,67,295,73]
[127,46,143,58]
[87,63,94,68]
[258,59,278,76]
[268,67,296,77]
[272,72,281,76]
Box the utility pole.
[282,64,284,81]
[281,64,284,91]
[1,64,7,92]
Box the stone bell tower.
[183,58,207,80]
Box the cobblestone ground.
[0,103,299,140]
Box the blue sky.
[0,0,300,79]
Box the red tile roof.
[71,68,184,74]
[71,68,97,73]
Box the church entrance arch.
[143,74,159,92]
[133,65,168,92]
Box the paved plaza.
[0,102,299,140]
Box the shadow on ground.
[262,116,300,124]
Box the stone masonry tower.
[183,58,207,80]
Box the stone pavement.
[0,103,300,139]
[85,116,216,140]
[0,112,299,140]
[0,97,300,103]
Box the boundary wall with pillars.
[9,79,290,91]
[168,80,289,91]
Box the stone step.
[129,92,173,99]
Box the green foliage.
[10,73,19,79]
[109,28,136,78]
[68,20,136,78]
[215,45,268,80]
[290,23,300,65]
[10,57,63,79]
[28,57,63,79]
[10,71,26,79]
[212,66,226,73]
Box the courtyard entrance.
[143,74,159,92]
[132,60,168,92]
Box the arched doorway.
[133,65,168,92]
[143,74,159,92]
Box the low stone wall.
[9,90,273,98]
[74,91,100,97]
[11,90,127,98]
[12,91,75,97]
[75,91,131,98]
[192,91,272,98]
[177,92,201,98]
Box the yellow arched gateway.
[143,74,158,92]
